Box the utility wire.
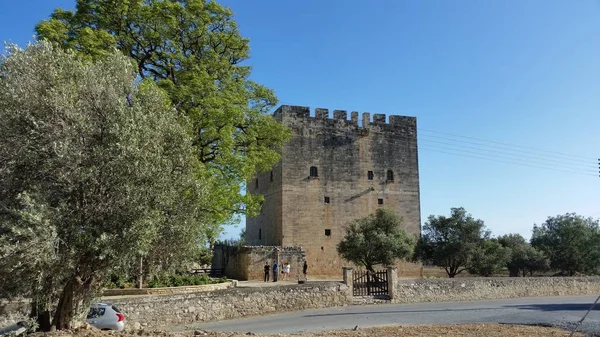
[419,128,596,162]
[419,133,596,167]
[420,147,598,177]
[419,140,597,173]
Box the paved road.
[171,295,600,335]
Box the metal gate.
[352,269,388,296]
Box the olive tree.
[531,213,600,276]
[337,209,415,272]
[414,207,489,278]
[0,42,206,330]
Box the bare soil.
[32,324,582,337]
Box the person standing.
[303,260,308,281]
[272,261,278,282]
[282,261,291,280]
[263,262,270,282]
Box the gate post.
[387,266,397,299]
[343,267,353,297]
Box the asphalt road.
[171,295,600,336]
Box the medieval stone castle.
[245,105,422,277]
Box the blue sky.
[2,0,599,241]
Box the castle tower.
[246,105,422,277]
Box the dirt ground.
[31,324,583,337]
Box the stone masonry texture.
[246,105,422,278]
[392,277,600,304]
[4,277,600,329]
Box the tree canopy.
[468,238,511,277]
[414,207,489,278]
[36,0,290,230]
[337,209,415,272]
[531,213,600,276]
[0,41,205,330]
[497,234,549,277]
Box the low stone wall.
[5,277,600,330]
[102,282,234,296]
[393,277,600,303]
[111,281,348,329]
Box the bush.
[146,274,226,288]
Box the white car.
[86,303,125,331]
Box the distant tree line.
[337,207,600,279]
[415,208,600,278]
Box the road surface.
[171,295,600,335]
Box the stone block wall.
[108,281,348,329]
[5,277,600,329]
[246,105,422,278]
[212,245,305,281]
[393,277,600,303]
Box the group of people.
[264,260,308,282]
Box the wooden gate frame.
[352,269,388,296]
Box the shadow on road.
[505,303,600,311]
[303,307,502,317]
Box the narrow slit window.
[324,196,330,204]
[310,166,318,178]
[367,171,374,180]
[270,170,274,182]
[325,229,331,236]
[255,178,259,189]
[378,198,383,205]
[259,228,262,240]
[387,170,394,181]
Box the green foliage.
[197,246,214,266]
[0,41,205,330]
[146,274,227,288]
[497,234,549,277]
[215,227,247,248]
[531,213,600,276]
[414,207,489,278]
[337,209,415,272]
[468,239,511,277]
[36,0,291,233]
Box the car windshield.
[111,305,122,313]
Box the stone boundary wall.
[0,282,349,329]
[4,277,600,329]
[102,281,235,296]
[109,281,348,329]
[392,277,600,304]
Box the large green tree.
[468,238,511,277]
[36,0,290,230]
[337,209,415,272]
[414,207,489,278]
[497,234,549,277]
[531,213,600,276]
[0,42,205,330]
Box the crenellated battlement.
[273,105,416,128]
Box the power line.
[418,128,596,162]
[419,133,596,166]
[419,139,597,173]
[420,147,598,177]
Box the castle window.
[255,178,259,189]
[325,229,331,237]
[387,170,394,181]
[310,166,318,178]
[367,171,374,180]
[259,228,262,240]
[270,170,274,182]
[324,196,330,204]
[378,198,384,205]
